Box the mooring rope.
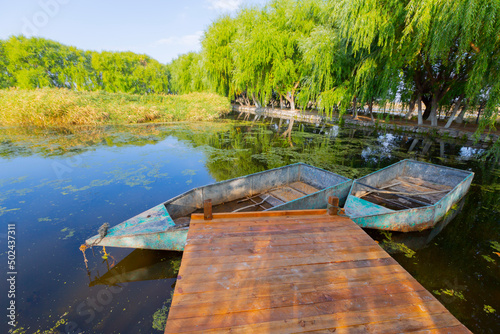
[79,223,111,269]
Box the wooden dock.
[164,209,470,333]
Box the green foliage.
[168,52,208,94]
[91,51,169,94]
[336,0,500,127]
[1,35,169,94]
[202,15,237,96]
[2,0,500,139]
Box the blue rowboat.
[344,159,474,232]
[86,163,352,251]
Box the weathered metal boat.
[344,159,474,232]
[86,163,352,251]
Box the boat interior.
[192,181,321,214]
[164,164,350,226]
[354,176,452,211]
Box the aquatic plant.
[8,312,68,334]
[433,289,467,301]
[152,290,174,332]
[379,231,416,258]
[484,305,496,314]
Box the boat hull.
[86,163,352,251]
[344,159,474,232]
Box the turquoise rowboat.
[344,159,474,232]
[86,163,352,251]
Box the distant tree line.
[168,0,500,130]
[0,35,169,94]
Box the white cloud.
[152,31,204,48]
[206,0,243,11]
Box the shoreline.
[232,105,499,145]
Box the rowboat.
[344,159,474,232]
[86,163,352,251]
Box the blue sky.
[0,0,268,64]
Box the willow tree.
[232,0,323,111]
[91,51,169,94]
[404,0,500,129]
[299,24,357,118]
[265,0,323,111]
[231,6,273,108]
[201,15,237,97]
[168,52,208,94]
[4,36,62,89]
[1,36,170,94]
[0,40,12,88]
[336,0,500,128]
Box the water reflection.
[89,250,181,287]
[0,121,498,333]
[367,198,466,252]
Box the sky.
[0,0,268,64]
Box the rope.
[79,223,111,269]
[327,204,349,217]
[86,223,110,247]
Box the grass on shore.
[0,88,231,126]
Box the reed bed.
[0,88,230,126]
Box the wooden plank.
[183,237,376,258]
[190,216,355,232]
[164,211,470,334]
[270,186,306,202]
[169,301,454,334]
[174,264,406,294]
[167,280,428,319]
[398,176,452,191]
[185,228,369,246]
[170,272,418,307]
[166,290,439,332]
[191,209,327,220]
[289,181,319,195]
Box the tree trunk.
[476,102,485,125]
[282,119,294,139]
[252,93,261,108]
[444,97,463,128]
[429,95,439,127]
[421,95,432,120]
[417,95,423,125]
[368,99,374,121]
[404,98,416,119]
[284,93,296,111]
[280,95,284,109]
[408,138,419,152]
[352,96,358,119]
[455,104,468,124]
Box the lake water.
[0,120,499,333]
